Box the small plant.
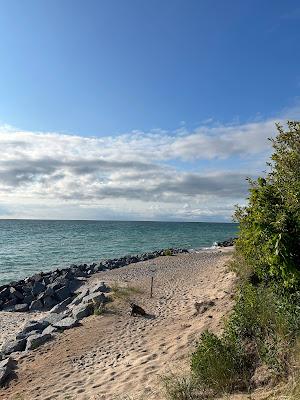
[93,302,106,316]
[162,374,202,400]
[163,249,173,256]
[111,282,143,302]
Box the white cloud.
[0,109,298,220]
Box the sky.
[0,0,299,221]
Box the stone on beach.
[26,333,53,351]
[50,297,73,314]
[1,338,26,355]
[82,292,107,304]
[52,317,79,330]
[0,357,14,387]
[72,303,93,321]
[21,320,50,336]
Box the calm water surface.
[0,220,238,284]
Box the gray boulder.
[26,333,52,351]
[16,330,40,341]
[9,287,23,301]
[82,292,107,304]
[68,278,83,293]
[29,299,44,311]
[69,288,90,307]
[55,286,71,302]
[72,303,93,321]
[0,358,14,387]
[2,303,28,312]
[42,325,58,335]
[43,312,69,326]
[53,317,79,330]
[50,297,73,314]
[21,320,49,335]
[43,296,57,309]
[23,294,34,305]
[91,281,110,294]
[1,338,26,355]
[32,281,45,296]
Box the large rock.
[43,312,69,326]
[53,317,79,330]
[251,365,274,388]
[29,299,44,311]
[9,287,23,301]
[68,278,83,293]
[2,303,28,312]
[32,281,45,296]
[55,286,71,302]
[42,325,58,335]
[26,333,52,351]
[23,294,34,305]
[0,358,14,387]
[20,320,49,335]
[16,330,41,341]
[0,287,9,301]
[82,292,107,304]
[72,303,93,321]
[50,297,73,314]
[1,338,26,355]
[43,296,57,309]
[91,282,110,294]
[2,299,17,310]
[69,288,90,307]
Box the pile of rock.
[216,238,237,247]
[0,281,111,386]
[0,248,188,313]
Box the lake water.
[0,220,238,284]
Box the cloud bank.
[0,111,296,221]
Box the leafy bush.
[234,122,300,289]
[178,122,300,399]
[191,331,252,393]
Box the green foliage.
[163,374,201,400]
[234,122,300,288]
[111,282,143,302]
[180,122,300,399]
[191,331,252,394]
[93,302,106,315]
[163,249,173,256]
[226,284,300,373]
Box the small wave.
[189,242,219,253]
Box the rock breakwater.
[0,248,188,314]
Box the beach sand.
[0,249,236,400]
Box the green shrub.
[225,283,300,374]
[234,122,300,289]
[167,122,300,399]
[191,331,252,393]
[163,374,201,400]
[163,249,173,256]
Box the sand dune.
[0,249,236,400]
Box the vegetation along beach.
[0,122,299,400]
[0,1,300,399]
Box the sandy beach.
[0,249,236,400]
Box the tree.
[234,122,300,288]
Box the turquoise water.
[0,220,238,285]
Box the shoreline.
[0,248,235,399]
[0,239,235,313]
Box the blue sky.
[0,0,299,221]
